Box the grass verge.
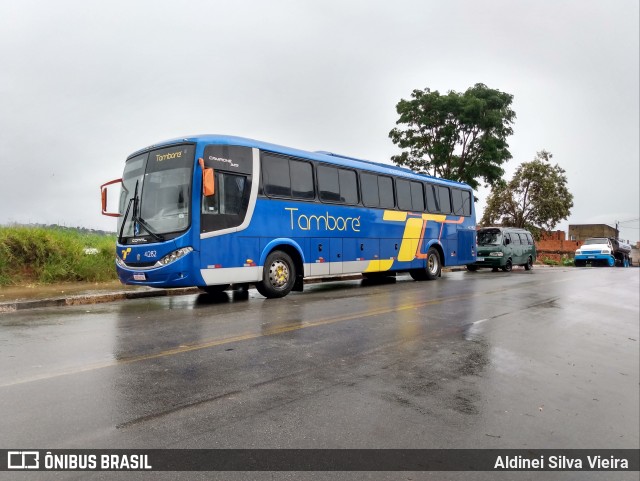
[0,226,117,286]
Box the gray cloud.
[1,0,638,241]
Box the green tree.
[480,150,574,238]
[389,83,516,190]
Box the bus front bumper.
[116,255,197,288]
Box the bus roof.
[130,134,472,190]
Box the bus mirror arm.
[199,158,215,196]
[100,178,123,217]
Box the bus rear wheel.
[410,247,441,281]
[256,250,295,299]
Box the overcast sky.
[1,0,638,242]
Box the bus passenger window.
[425,184,438,213]
[396,179,412,211]
[437,186,451,214]
[290,160,314,199]
[378,176,395,208]
[263,155,291,197]
[338,169,358,204]
[361,172,379,207]
[318,165,341,202]
[410,181,424,212]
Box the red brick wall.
[536,231,583,263]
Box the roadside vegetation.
[0,226,117,286]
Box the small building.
[568,224,617,241]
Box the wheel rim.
[269,260,290,289]
[428,253,439,275]
[506,260,512,271]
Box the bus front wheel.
[256,250,296,299]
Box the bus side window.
[202,172,246,215]
[318,165,341,202]
[410,181,424,212]
[361,172,380,207]
[378,176,395,208]
[425,183,439,213]
[437,186,451,214]
[262,154,291,197]
[290,159,314,199]
[396,179,412,211]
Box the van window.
[512,233,521,245]
[525,232,534,245]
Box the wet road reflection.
[0,268,637,457]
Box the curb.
[0,287,201,313]
[0,268,467,313]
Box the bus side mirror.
[199,158,215,196]
[100,178,123,217]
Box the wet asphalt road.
[0,267,638,480]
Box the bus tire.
[200,284,230,294]
[410,247,441,281]
[256,250,295,299]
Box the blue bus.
[101,135,476,298]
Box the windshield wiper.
[131,185,165,242]
[133,215,165,242]
[118,180,165,244]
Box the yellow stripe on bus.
[383,210,408,222]
[398,217,424,261]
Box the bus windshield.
[477,229,503,246]
[117,145,195,240]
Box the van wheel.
[524,256,533,271]
[256,250,295,298]
[502,259,513,272]
[466,265,479,272]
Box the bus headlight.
[115,256,126,268]
[489,252,504,257]
[156,247,193,267]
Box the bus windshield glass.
[477,229,503,246]
[117,145,195,239]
